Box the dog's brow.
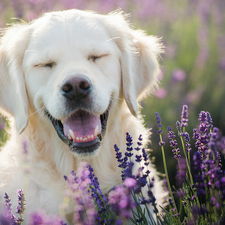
[105,37,121,42]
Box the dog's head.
[0,10,162,156]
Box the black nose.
[61,75,92,101]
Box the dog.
[0,9,164,223]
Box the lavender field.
[0,0,225,224]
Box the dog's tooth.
[88,135,90,140]
[83,137,87,141]
[94,125,99,136]
[76,137,79,142]
[91,135,94,139]
[69,129,75,139]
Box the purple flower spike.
[64,162,98,225]
[199,111,207,123]
[176,121,181,134]
[142,148,149,166]
[176,158,187,187]
[87,164,108,224]
[125,133,133,158]
[168,127,181,160]
[168,197,176,214]
[193,152,202,171]
[206,112,213,129]
[123,162,134,179]
[135,154,142,162]
[16,189,26,223]
[114,144,123,163]
[108,185,136,220]
[182,132,192,152]
[3,193,16,224]
[168,127,176,139]
[155,112,162,128]
[181,105,188,128]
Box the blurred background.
[0,0,225,188]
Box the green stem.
[180,136,193,184]
[180,136,201,209]
[159,134,181,225]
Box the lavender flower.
[125,132,133,158]
[154,88,167,99]
[16,189,26,224]
[181,105,188,128]
[182,132,192,152]
[176,121,182,135]
[114,144,128,180]
[114,144,123,163]
[123,162,134,179]
[124,178,137,188]
[168,197,176,213]
[193,112,213,155]
[64,162,97,225]
[176,158,187,187]
[168,126,181,160]
[136,134,143,149]
[108,185,136,220]
[30,210,66,225]
[119,134,157,213]
[142,148,149,166]
[193,152,202,171]
[172,69,186,81]
[135,154,142,162]
[155,112,162,128]
[88,164,110,224]
[199,111,213,131]
[3,193,16,224]
[193,128,200,141]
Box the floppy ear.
[0,24,31,134]
[102,12,163,117]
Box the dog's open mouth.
[44,105,110,154]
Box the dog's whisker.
[25,49,37,54]
[105,37,121,42]
[28,107,45,118]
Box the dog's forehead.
[30,11,111,49]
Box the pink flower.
[124,178,137,188]
[172,69,186,81]
[155,88,167,99]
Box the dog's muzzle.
[44,75,110,155]
[45,106,110,155]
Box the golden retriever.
[0,9,164,223]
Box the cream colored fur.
[0,9,164,224]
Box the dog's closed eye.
[34,61,56,69]
[88,54,108,63]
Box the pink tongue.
[63,111,101,139]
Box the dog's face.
[23,12,121,155]
[0,10,162,156]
